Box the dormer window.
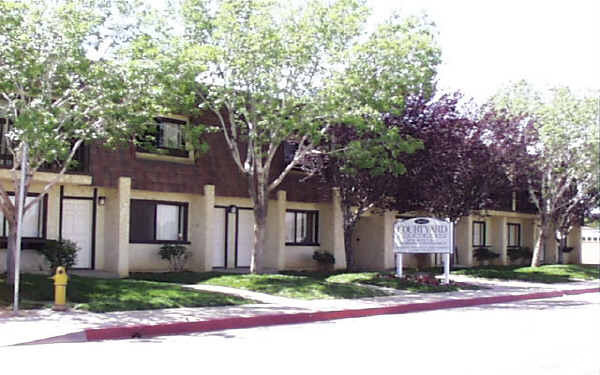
[137,117,189,158]
[157,118,185,150]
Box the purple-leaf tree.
[389,93,524,223]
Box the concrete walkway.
[1,275,598,346]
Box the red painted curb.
[562,287,599,295]
[85,287,599,342]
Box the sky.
[367,0,600,101]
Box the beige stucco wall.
[351,210,543,270]
[7,167,586,275]
[0,182,60,273]
[455,216,471,266]
[565,225,582,264]
[466,211,539,266]
[60,185,107,270]
[0,249,48,273]
[284,200,328,270]
[212,193,340,272]
[103,177,130,277]
[0,176,102,273]
[127,188,200,272]
[352,213,386,270]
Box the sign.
[394,217,453,254]
[393,217,453,284]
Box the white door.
[236,210,254,268]
[212,208,226,268]
[62,199,93,269]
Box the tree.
[0,0,161,283]
[384,93,527,267]
[303,123,422,271]
[171,0,440,273]
[493,82,600,266]
[389,93,519,221]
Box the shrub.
[312,250,335,264]
[37,239,79,273]
[473,247,500,262]
[507,246,533,262]
[159,243,190,272]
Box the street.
[2,293,599,374]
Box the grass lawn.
[452,264,600,283]
[324,272,472,293]
[132,272,391,300]
[0,273,254,312]
[132,270,475,297]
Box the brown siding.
[89,129,329,203]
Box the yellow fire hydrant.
[51,267,69,311]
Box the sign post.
[393,217,453,284]
[13,142,27,313]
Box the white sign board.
[394,217,453,254]
[393,217,453,284]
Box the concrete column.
[106,177,131,277]
[465,216,473,267]
[498,217,508,265]
[191,185,215,271]
[275,190,286,270]
[263,190,286,271]
[46,185,60,240]
[383,210,395,269]
[331,188,346,269]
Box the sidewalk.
[1,276,598,347]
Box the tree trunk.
[531,223,548,267]
[251,201,268,274]
[343,227,355,272]
[249,171,269,274]
[5,221,17,285]
[342,205,358,272]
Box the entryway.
[61,198,94,269]
[213,206,254,269]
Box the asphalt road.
[2,293,599,374]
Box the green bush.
[37,239,79,273]
[473,247,500,262]
[159,243,190,272]
[312,250,335,264]
[507,246,533,262]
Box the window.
[158,119,185,150]
[283,141,310,171]
[0,118,87,171]
[285,210,318,245]
[138,117,188,157]
[0,195,45,238]
[129,199,188,243]
[0,118,12,167]
[283,141,299,165]
[507,223,521,247]
[472,221,486,247]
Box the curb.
[82,287,599,342]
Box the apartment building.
[0,114,583,275]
